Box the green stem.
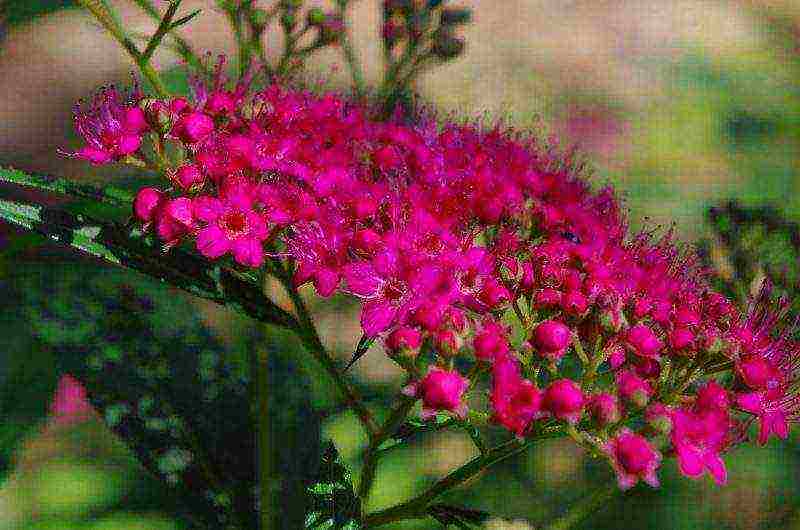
[271,262,378,437]
[78,0,171,98]
[335,1,366,98]
[363,428,564,528]
[542,483,619,530]
[255,347,272,530]
[358,395,416,502]
[225,3,251,75]
[131,0,208,73]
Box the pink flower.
[155,197,195,247]
[616,369,653,408]
[67,85,148,164]
[385,327,423,355]
[589,393,622,426]
[50,375,94,427]
[193,194,268,267]
[172,111,215,144]
[626,324,663,358]
[736,391,791,445]
[543,379,585,424]
[403,368,469,420]
[173,163,206,191]
[490,357,544,436]
[671,382,731,485]
[531,320,571,362]
[344,249,420,337]
[133,187,164,224]
[604,429,661,490]
[473,320,510,362]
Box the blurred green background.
[1,1,800,529]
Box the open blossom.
[68,65,800,491]
[193,194,269,267]
[67,85,148,164]
[604,429,662,490]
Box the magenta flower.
[491,357,545,436]
[671,382,732,485]
[385,327,423,355]
[543,379,585,424]
[50,375,94,427]
[616,370,654,408]
[67,85,148,164]
[626,324,663,358]
[589,393,622,427]
[133,187,164,225]
[403,367,469,420]
[473,319,510,362]
[532,320,572,362]
[193,193,268,267]
[604,429,662,490]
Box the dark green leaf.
[15,260,322,528]
[168,8,202,30]
[427,503,491,529]
[0,196,299,330]
[304,441,362,529]
[343,334,376,372]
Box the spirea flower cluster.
[69,59,800,490]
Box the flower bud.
[403,367,469,419]
[532,320,571,361]
[174,163,206,191]
[604,429,661,490]
[669,327,695,351]
[133,187,163,223]
[634,357,661,379]
[606,342,626,370]
[626,324,663,358]
[473,320,510,362]
[589,393,622,426]
[543,379,584,424]
[386,326,423,356]
[616,369,653,408]
[172,111,214,144]
[645,403,673,434]
[561,290,589,315]
[433,328,460,357]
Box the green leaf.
[304,441,362,529]
[169,8,202,30]
[427,504,491,529]
[0,196,299,330]
[0,166,133,207]
[704,200,800,306]
[15,261,323,528]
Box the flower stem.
[78,0,171,98]
[358,395,416,502]
[541,483,619,530]
[255,346,272,530]
[271,262,378,438]
[363,428,565,528]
